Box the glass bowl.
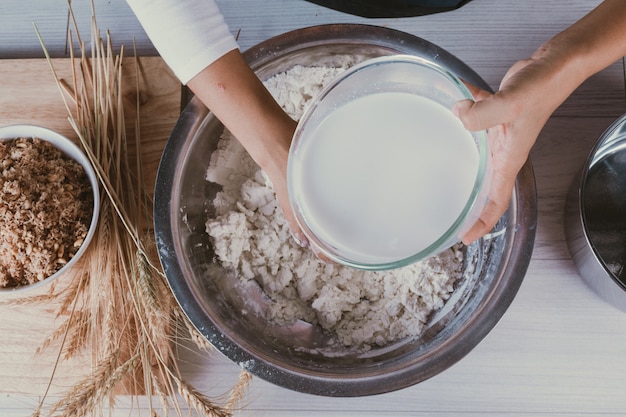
[288,55,491,270]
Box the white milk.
[291,92,479,263]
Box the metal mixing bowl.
[565,114,626,313]
[154,24,537,396]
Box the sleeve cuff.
[126,0,239,84]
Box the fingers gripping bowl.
[154,24,537,396]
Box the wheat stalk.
[225,371,253,413]
[175,377,233,417]
[23,1,253,416]
[48,351,140,417]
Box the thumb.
[452,99,478,129]
[453,94,510,132]
[452,98,491,132]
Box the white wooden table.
[2,0,626,416]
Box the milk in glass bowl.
[288,55,491,270]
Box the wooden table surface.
[1,0,626,416]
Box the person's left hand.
[187,50,310,248]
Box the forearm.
[538,0,626,108]
[187,50,296,179]
[187,50,302,242]
[557,0,626,76]
[127,0,295,176]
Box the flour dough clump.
[205,64,464,350]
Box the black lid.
[305,0,472,18]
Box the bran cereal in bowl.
[0,125,99,293]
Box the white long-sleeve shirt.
[126,0,239,84]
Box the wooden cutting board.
[0,57,181,396]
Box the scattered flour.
[205,64,464,350]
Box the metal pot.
[565,114,626,313]
[154,24,537,396]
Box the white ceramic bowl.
[0,124,100,294]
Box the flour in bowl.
[205,64,464,350]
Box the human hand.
[186,50,312,250]
[256,129,311,249]
[453,0,626,244]
[453,49,569,244]
[262,147,340,263]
